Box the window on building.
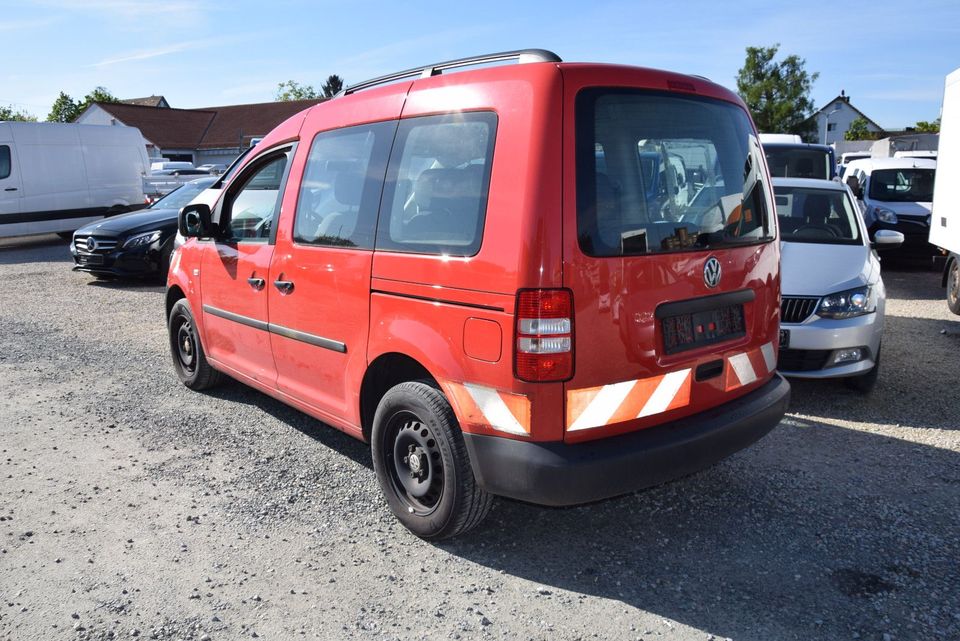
[827,123,837,132]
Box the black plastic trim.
[461,374,790,506]
[201,304,346,353]
[655,288,755,319]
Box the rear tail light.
[515,289,573,382]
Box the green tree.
[275,80,318,101]
[0,105,37,121]
[736,44,819,140]
[321,74,344,98]
[844,117,876,141]
[47,91,82,123]
[914,118,940,133]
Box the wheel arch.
[359,352,440,442]
[165,285,186,321]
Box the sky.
[1,0,958,129]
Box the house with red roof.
[76,97,323,167]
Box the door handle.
[3,187,16,192]
[247,277,265,291]
[273,279,294,294]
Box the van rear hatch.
[560,67,781,443]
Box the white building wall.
[815,99,883,145]
[75,105,160,158]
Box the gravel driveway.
[1,235,958,641]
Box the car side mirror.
[871,229,904,249]
[179,203,214,239]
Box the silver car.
[773,177,903,392]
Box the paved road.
[1,236,958,641]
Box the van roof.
[845,157,937,173]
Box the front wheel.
[371,381,492,540]
[947,258,960,316]
[167,299,223,390]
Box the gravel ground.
[1,235,958,641]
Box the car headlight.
[817,286,875,319]
[874,207,898,224]
[123,230,163,248]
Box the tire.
[844,344,880,393]
[947,258,960,316]
[371,381,493,540]
[167,299,223,390]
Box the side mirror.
[871,229,904,249]
[178,203,214,238]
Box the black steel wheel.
[167,299,223,390]
[371,381,493,539]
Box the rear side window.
[0,145,10,180]
[294,121,396,249]
[576,89,774,256]
[377,112,497,256]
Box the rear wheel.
[167,299,222,390]
[845,344,880,393]
[947,258,960,316]
[371,381,492,540]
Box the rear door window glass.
[294,121,396,249]
[764,147,831,180]
[377,112,497,256]
[576,90,774,256]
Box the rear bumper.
[462,374,790,506]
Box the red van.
[167,50,790,539]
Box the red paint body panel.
[201,242,278,385]
[170,58,781,452]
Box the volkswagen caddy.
[166,50,790,539]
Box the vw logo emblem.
[703,256,722,289]
[85,237,98,252]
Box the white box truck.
[930,68,960,315]
[0,122,149,238]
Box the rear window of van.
[576,90,773,256]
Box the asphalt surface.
[1,235,958,641]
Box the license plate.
[662,304,746,354]
[78,254,105,265]
[779,329,790,348]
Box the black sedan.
[71,177,216,280]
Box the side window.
[222,151,290,242]
[0,146,10,180]
[377,112,497,256]
[293,121,396,249]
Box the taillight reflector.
[515,289,573,382]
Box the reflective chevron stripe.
[566,369,692,432]
[724,341,776,391]
[447,383,531,436]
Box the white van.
[930,67,960,314]
[150,161,195,172]
[843,157,936,259]
[0,122,149,238]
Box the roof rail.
[335,49,562,98]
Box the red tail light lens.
[515,289,573,382]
